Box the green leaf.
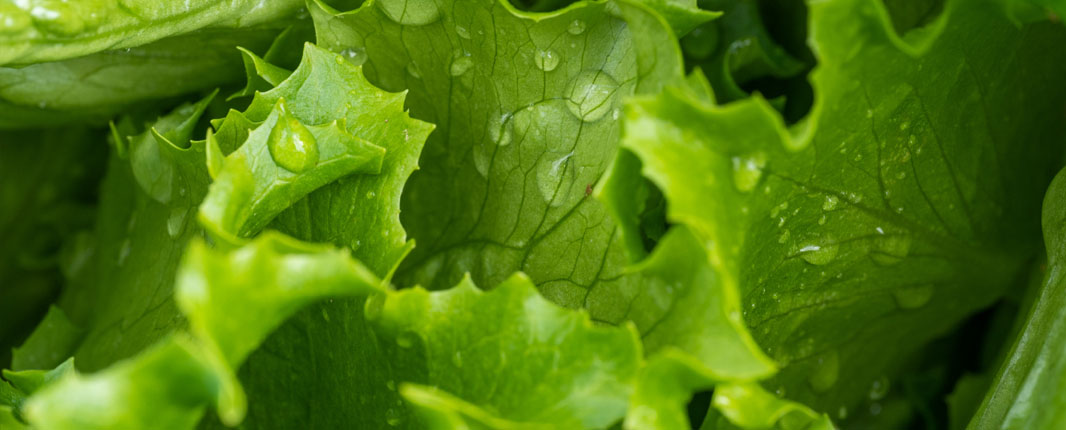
[606,0,1066,421]
[22,231,386,429]
[307,0,690,333]
[965,168,1066,429]
[11,306,84,372]
[0,26,282,129]
[371,273,642,429]
[198,98,386,241]
[0,0,303,65]
[212,42,434,277]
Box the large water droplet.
[166,207,188,238]
[871,235,911,265]
[808,350,840,392]
[798,243,838,266]
[868,376,890,400]
[268,103,319,173]
[340,47,367,66]
[536,151,576,206]
[731,152,766,192]
[565,70,620,122]
[534,49,559,72]
[472,140,493,178]
[893,285,933,309]
[450,50,473,76]
[567,19,586,35]
[376,0,440,26]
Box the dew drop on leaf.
[406,62,422,79]
[565,70,619,122]
[117,238,131,266]
[534,49,559,72]
[376,0,440,26]
[807,350,839,392]
[893,285,934,309]
[0,2,30,34]
[450,50,473,76]
[267,103,319,173]
[455,25,471,39]
[798,243,838,265]
[340,47,367,66]
[385,408,403,426]
[731,152,766,192]
[567,19,586,35]
[489,112,514,147]
[871,234,911,265]
[536,151,576,206]
[823,195,839,211]
[868,375,890,400]
[166,207,188,238]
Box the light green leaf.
[371,273,642,429]
[11,306,84,372]
[0,0,303,65]
[212,42,434,277]
[198,98,386,241]
[0,26,282,129]
[606,0,1066,422]
[965,168,1066,429]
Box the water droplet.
[893,285,934,309]
[340,47,367,66]
[534,49,559,72]
[396,331,416,348]
[899,121,910,131]
[838,406,848,420]
[376,0,440,25]
[775,386,786,397]
[166,207,188,238]
[871,235,911,265]
[866,109,873,119]
[0,3,30,34]
[777,229,790,244]
[823,195,839,211]
[731,152,766,192]
[568,19,586,35]
[808,350,839,393]
[385,408,403,426]
[386,380,396,390]
[680,23,718,60]
[895,171,907,180]
[321,308,331,322]
[406,62,422,79]
[565,70,620,122]
[869,376,890,400]
[31,1,92,36]
[268,102,319,173]
[489,112,514,147]
[472,140,493,178]
[818,215,827,225]
[117,239,132,266]
[452,351,463,367]
[536,151,576,206]
[455,25,471,39]
[366,191,376,199]
[798,243,838,265]
[449,50,473,76]
[770,201,789,217]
